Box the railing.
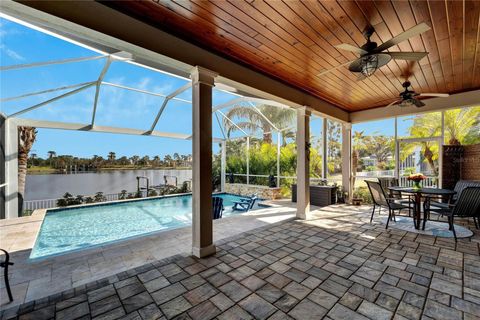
[355,170,395,177]
[23,190,149,212]
[226,173,334,186]
[399,176,438,188]
[355,175,438,188]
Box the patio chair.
[429,180,480,211]
[0,249,14,302]
[378,177,413,215]
[365,180,410,229]
[378,177,402,199]
[232,194,258,212]
[212,197,224,220]
[424,187,480,240]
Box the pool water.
[30,193,259,259]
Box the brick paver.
[2,206,479,319]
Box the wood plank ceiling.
[106,0,480,112]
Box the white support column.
[394,117,399,179]
[221,140,226,192]
[296,107,310,219]
[246,137,250,185]
[322,118,328,180]
[439,111,445,187]
[341,123,352,203]
[277,131,281,187]
[191,66,217,258]
[1,117,19,219]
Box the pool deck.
[0,200,296,309]
[1,203,479,320]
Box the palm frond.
[226,121,261,138]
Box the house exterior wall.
[462,144,480,181]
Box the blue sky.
[0,17,242,159]
[0,16,416,160]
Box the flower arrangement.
[407,173,427,189]
[406,173,427,182]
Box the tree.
[363,135,394,169]
[164,154,173,167]
[223,104,295,143]
[327,120,342,175]
[29,153,37,167]
[351,131,366,187]
[130,155,140,165]
[173,153,180,167]
[401,108,480,176]
[140,155,150,166]
[18,126,37,215]
[107,152,116,163]
[403,113,442,175]
[47,150,56,167]
[444,107,480,145]
[117,156,129,166]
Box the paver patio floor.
[1,204,479,320]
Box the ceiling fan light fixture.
[360,55,378,77]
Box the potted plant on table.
[407,173,427,190]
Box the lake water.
[25,169,192,200]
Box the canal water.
[25,169,192,200]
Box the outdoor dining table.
[388,186,456,230]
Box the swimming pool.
[30,193,261,260]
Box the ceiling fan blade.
[317,59,357,76]
[413,99,426,107]
[335,43,368,55]
[388,52,428,61]
[419,93,450,97]
[386,100,400,107]
[374,22,431,53]
[348,58,363,72]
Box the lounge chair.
[232,195,258,212]
[212,197,224,220]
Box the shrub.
[94,192,106,202]
[119,190,128,200]
[353,186,372,204]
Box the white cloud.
[0,44,25,61]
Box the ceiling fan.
[318,22,431,79]
[387,80,449,108]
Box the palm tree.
[18,126,37,214]
[107,151,116,163]
[444,107,480,145]
[47,150,56,167]
[401,107,480,176]
[223,104,295,143]
[29,153,37,167]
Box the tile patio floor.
[1,204,479,320]
[0,203,295,309]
